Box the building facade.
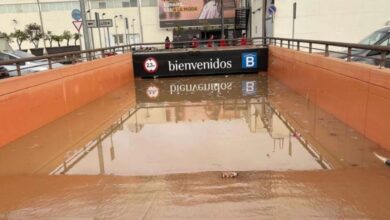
[273,0,390,43]
[0,0,171,50]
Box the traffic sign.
[72,20,83,32]
[71,9,82,21]
[268,5,276,15]
[86,19,113,28]
[86,20,97,28]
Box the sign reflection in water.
[50,74,331,176]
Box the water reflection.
[51,74,330,176]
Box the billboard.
[159,0,240,28]
[132,48,268,77]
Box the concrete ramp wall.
[269,46,390,150]
[0,54,133,147]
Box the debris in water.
[221,172,238,179]
[373,152,390,166]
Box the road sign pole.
[78,30,82,51]
[124,17,130,45]
[107,27,111,47]
[79,0,91,51]
[95,12,103,49]
[292,2,297,39]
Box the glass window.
[0,6,8,13]
[114,34,124,44]
[142,0,157,7]
[106,0,115,8]
[15,4,23,13]
[122,1,130,7]
[0,53,16,61]
[99,1,107,9]
[359,31,389,45]
[380,37,390,47]
[130,0,138,7]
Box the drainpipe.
[262,0,267,38]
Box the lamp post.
[102,13,107,47]
[86,10,95,49]
[95,12,103,48]
[114,15,122,45]
[132,19,135,44]
[36,0,47,53]
[124,17,129,45]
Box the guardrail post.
[87,51,92,61]
[297,41,300,51]
[288,40,290,49]
[48,58,52,69]
[122,46,125,53]
[380,51,386,68]
[280,39,283,47]
[101,49,105,58]
[16,63,21,76]
[347,47,352,62]
[309,42,312,53]
[325,44,329,56]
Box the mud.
[0,73,390,219]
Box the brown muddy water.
[0,73,390,219]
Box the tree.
[73,33,81,46]
[25,23,43,48]
[62,31,72,46]
[45,31,54,47]
[52,34,64,47]
[10,30,28,50]
[0,32,11,42]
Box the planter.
[20,49,28,52]
[46,46,81,55]
[30,48,44,56]
[46,46,82,64]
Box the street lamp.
[123,17,130,45]
[86,9,95,49]
[36,0,47,53]
[131,19,135,44]
[102,13,107,47]
[114,15,122,46]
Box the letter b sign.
[242,52,258,69]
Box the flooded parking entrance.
[0,73,386,176]
[1,73,390,219]
[51,94,327,176]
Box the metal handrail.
[1,37,389,77]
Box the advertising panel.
[159,0,239,27]
[133,48,268,78]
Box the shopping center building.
[0,0,389,51]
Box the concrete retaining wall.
[0,54,133,147]
[269,46,390,150]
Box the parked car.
[333,26,390,67]
[0,50,63,77]
[0,66,9,79]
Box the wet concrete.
[0,73,390,219]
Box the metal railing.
[265,37,390,68]
[0,44,133,77]
[1,37,389,79]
